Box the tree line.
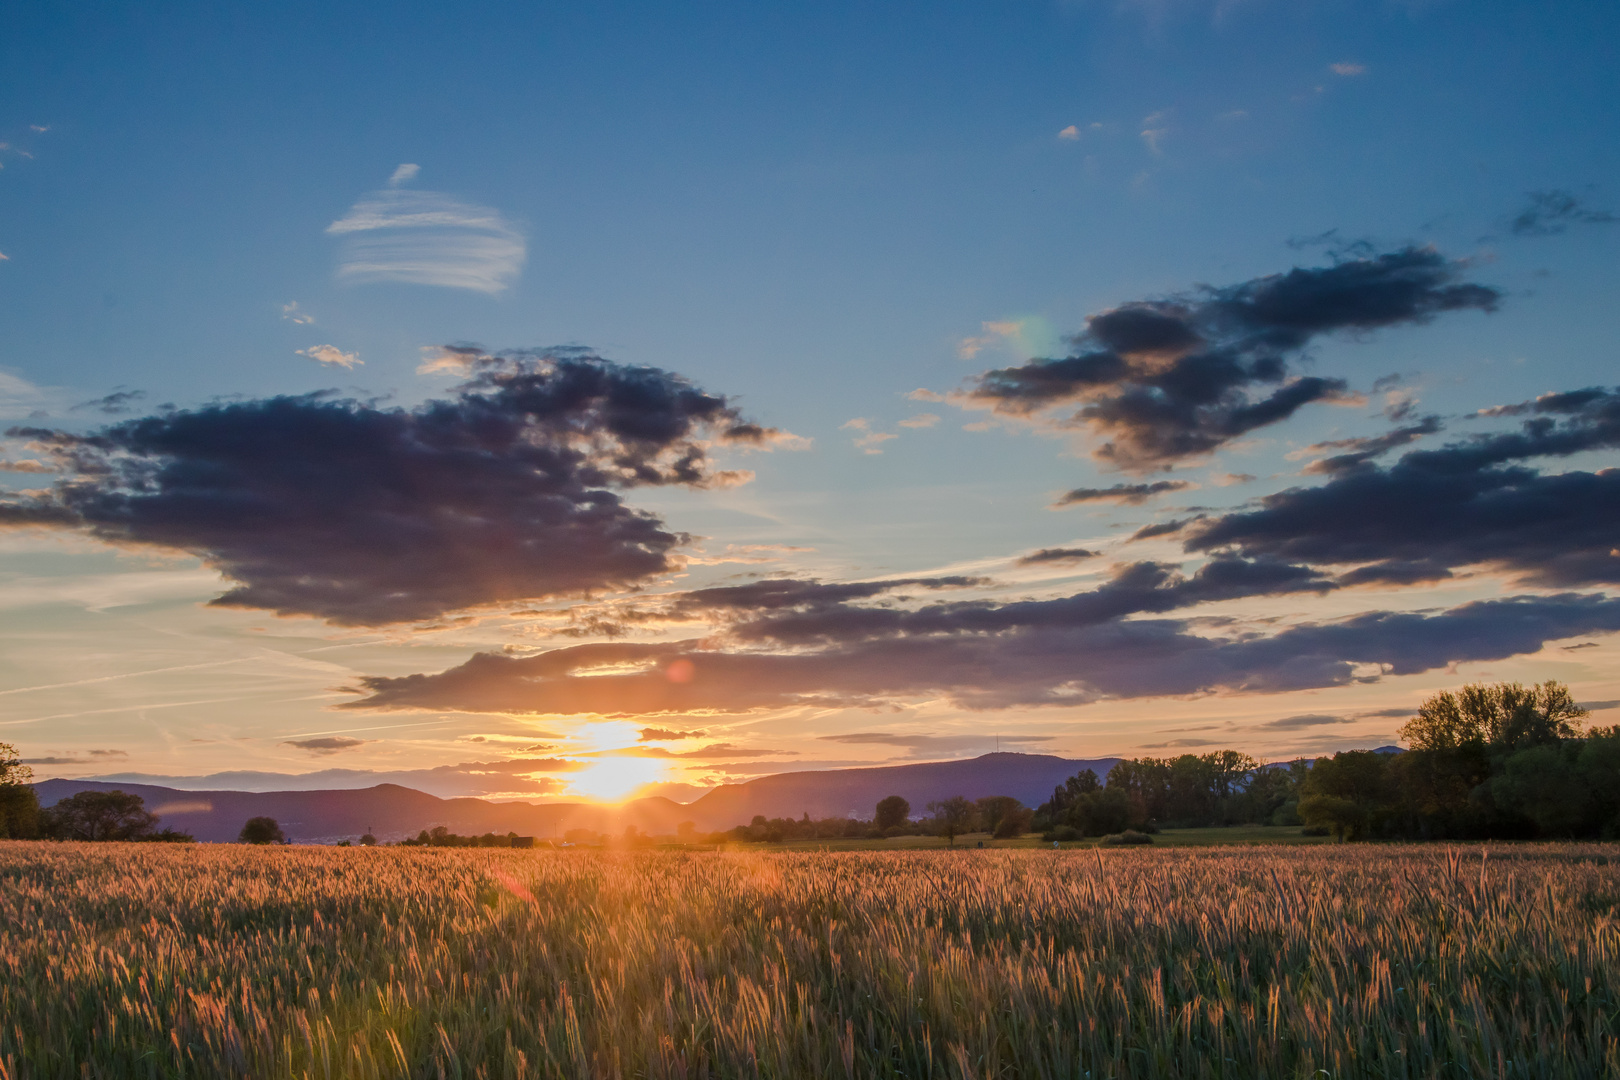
[725,794,1035,844]
[1035,681,1620,841]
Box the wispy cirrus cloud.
[327,166,526,294]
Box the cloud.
[282,736,368,754]
[1054,480,1193,506]
[327,169,525,294]
[21,749,128,765]
[281,302,314,325]
[957,320,1035,361]
[906,388,945,403]
[1057,125,1081,141]
[1579,700,1620,712]
[898,413,940,429]
[1296,414,1443,474]
[1,351,786,625]
[389,163,421,186]
[1017,547,1098,566]
[1186,387,1620,586]
[342,588,1620,718]
[0,458,52,473]
[639,726,705,741]
[1329,62,1366,76]
[1509,190,1617,237]
[842,418,898,454]
[71,389,146,415]
[0,370,60,421]
[1259,713,1350,729]
[296,344,361,369]
[964,247,1498,471]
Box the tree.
[1300,751,1392,841]
[927,796,976,846]
[0,742,40,840]
[874,795,910,830]
[973,796,1023,836]
[239,816,286,844]
[43,790,159,841]
[1402,680,1587,752]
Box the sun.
[566,755,669,803]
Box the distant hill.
[679,753,1119,827]
[33,752,1114,842]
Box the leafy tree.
[874,795,910,830]
[43,790,159,841]
[927,796,976,846]
[359,833,378,846]
[973,796,1025,836]
[1401,680,1587,752]
[1491,746,1590,836]
[1300,751,1391,840]
[239,816,286,844]
[0,742,40,840]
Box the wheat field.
[0,842,1615,1079]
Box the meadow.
[0,842,1616,1079]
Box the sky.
[3,0,1619,803]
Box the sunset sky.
[3,0,1618,802]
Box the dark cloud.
[1509,190,1617,236]
[965,247,1498,470]
[283,737,368,754]
[22,749,129,765]
[1187,388,1620,586]
[1579,700,1620,712]
[1131,519,1191,541]
[1,351,783,625]
[1054,480,1192,506]
[1017,547,1098,566]
[1259,713,1351,729]
[638,726,705,741]
[70,389,146,415]
[1356,707,1417,719]
[1300,415,1444,474]
[340,566,1620,718]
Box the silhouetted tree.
[927,796,976,846]
[1401,680,1587,752]
[43,790,159,841]
[874,795,910,830]
[0,742,40,840]
[239,816,286,844]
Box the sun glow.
[566,755,669,803]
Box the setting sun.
[565,756,668,803]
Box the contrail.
[0,696,254,727]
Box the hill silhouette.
[34,752,1117,842]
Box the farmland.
[1,843,1616,1078]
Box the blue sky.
[3,0,1619,800]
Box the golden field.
[1,842,1616,1079]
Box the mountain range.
[34,752,1118,843]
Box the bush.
[1042,825,1081,843]
[1099,830,1153,846]
[1301,825,1331,837]
[239,817,286,845]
